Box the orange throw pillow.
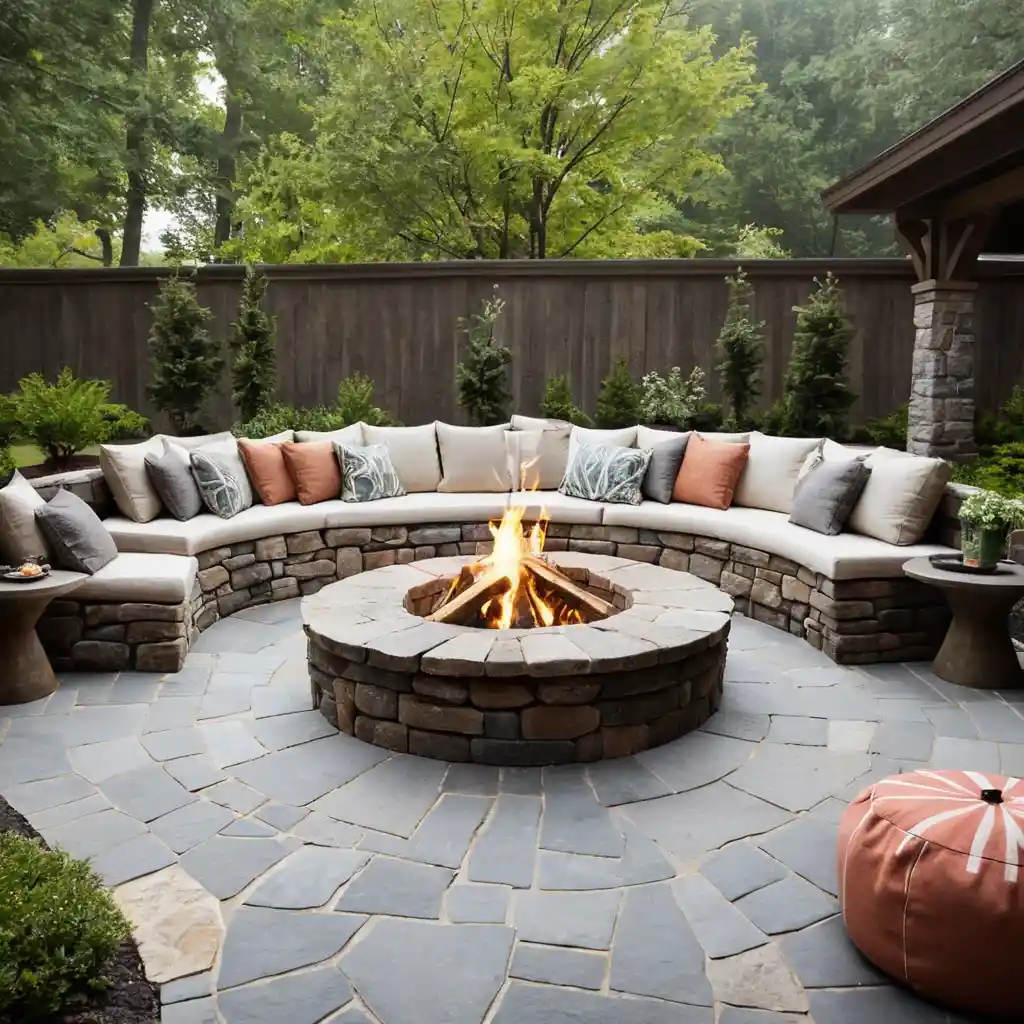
[672,434,750,510]
[280,441,341,505]
[238,439,296,506]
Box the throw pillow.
[190,438,254,519]
[510,415,572,489]
[672,434,750,510]
[238,438,297,506]
[295,424,363,445]
[733,432,822,514]
[699,431,751,444]
[362,423,441,492]
[156,431,235,450]
[568,424,637,461]
[638,429,690,504]
[145,443,204,521]
[559,442,651,505]
[35,489,117,574]
[437,422,511,492]
[336,443,406,502]
[789,458,872,536]
[0,471,51,564]
[505,429,543,491]
[100,436,166,522]
[280,441,341,505]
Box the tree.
[540,375,592,427]
[456,290,512,426]
[716,270,764,429]
[229,265,276,422]
[148,273,224,432]
[595,358,641,429]
[779,272,856,437]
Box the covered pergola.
[823,58,1024,459]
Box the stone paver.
[0,597,1001,1024]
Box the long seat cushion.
[75,552,198,604]
[506,491,604,525]
[602,502,956,580]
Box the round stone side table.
[0,571,86,705]
[903,556,1024,690]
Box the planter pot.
[960,519,1007,569]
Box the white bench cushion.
[76,552,198,604]
[508,491,605,525]
[323,492,510,527]
[602,502,955,580]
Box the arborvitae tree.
[540,374,593,427]
[780,272,856,438]
[715,269,764,429]
[456,289,512,425]
[595,357,641,428]
[230,266,277,424]
[147,274,224,434]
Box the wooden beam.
[894,214,993,283]
[941,165,1024,221]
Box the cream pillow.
[100,435,166,522]
[237,429,295,445]
[636,425,682,449]
[0,472,51,564]
[362,423,441,492]
[568,425,637,461]
[506,429,542,491]
[699,431,751,444]
[510,415,571,489]
[295,424,363,445]
[436,422,511,492]
[156,431,234,450]
[733,432,822,514]
[797,439,876,481]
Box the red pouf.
[837,770,1024,1020]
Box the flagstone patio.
[1,599,1014,1024]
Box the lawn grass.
[11,444,100,468]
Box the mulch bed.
[0,795,160,1024]
[17,455,101,480]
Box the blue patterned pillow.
[558,442,651,505]
[335,443,406,502]
[190,441,254,519]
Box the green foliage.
[716,270,764,429]
[778,273,856,438]
[732,225,790,259]
[639,367,708,426]
[0,212,117,268]
[686,402,727,432]
[0,446,13,482]
[456,292,512,426]
[952,444,1024,498]
[595,358,642,429]
[976,385,1024,449]
[336,373,393,427]
[0,831,130,1020]
[959,488,1024,529]
[5,369,148,471]
[540,375,592,427]
[230,266,277,423]
[849,403,908,449]
[148,273,224,434]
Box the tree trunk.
[214,89,243,251]
[95,228,113,267]
[120,0,157,267]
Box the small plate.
[928,554,1013,576]
[4,569,50,583]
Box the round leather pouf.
[838,770,1024,1019]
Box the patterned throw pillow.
[335,443,406,502]
[190,442,254,519]
[558,442,651,505]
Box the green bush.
[539,374,592,427]
[336,373,393,427]
[6,369,148,471]
[976,385,1024,449]
[456,290,512,426]
[0,445,13,483]
[230,266,277,424]
[640,367,707,427]
[685,401,726,432]
[849,403,908,449]
[716,269,763,430]
[595,357,641,428]
[0,831,130,1020]
[951,443,1024,497]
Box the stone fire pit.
[303,552,732,765]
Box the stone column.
[907,279,977,459]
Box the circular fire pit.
[303,552,732,765]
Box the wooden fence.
[1,258,1022,431]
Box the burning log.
[522,555,616,621]
[426,573,511,625]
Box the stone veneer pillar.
[907,279,977,459]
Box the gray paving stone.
[197,720,267,769]
[513,889,621,950]
[255,802,308,830]
[511,943,606,990]
[758,817,839,896]
[726,745,871,813]
[701,710,771,743]
[964,701,1024,743]
[218,965,354,1024]
[160,970,212,1004]
[98,764,195,822]
[234,734,386,806]
[163,754,226,792]
[246,846,369,909]
[493,981,712,1024]
[160,664,213,697]
[858,662,945,699]
[108,678,160,704]
[340,919,514,1024]
[251,684,311,719]
[610,880,712,1005]
[540,767,625,857]
[445,883,510,923]
[331,1007,374,1024]
[869,698,938,723]
[143,697,201,732]
[1000,742,1024,775]
[785,665,864,688]
[765,716,827,746]
[291,810,363,847]
[162,996,217,1024]
[869,721,936,761]
[313,755,447,837]
[808,796,849,823]
[69,736,152,783]
[721,681,804,717]
[467,794,541,888]
[537,820,674,890]
[807,985,956,1023]
[638,732,756,793]
[206,780,266,814]
[3,773,94,813]
[221,818,277,837]
[49,705,149,745]
[91,832,175,885]
[404,793,491,868]
[150,799,235,853]
[30,792,111,828]
[587,756,673,805]
[180,835,292,899]
[699,843,789,901]
[672,874,768,958]
[499,766,542,794]
[778,914,887,988]
[336,856,452,918]
[218,906,367,989]
[41,807,147,860]
[734,874,840,934]
[923,706,979,739]
[930,736,1001,771]
[620,782,792,861]
[252,709,336,751]
[140,726,204,761]
[797,686,881,721]
[725,650,788,683]
[357,828,408,856]
[719,1011,807,1024]
[442,763,500,795]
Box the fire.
[479,506,557,628]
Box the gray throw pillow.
[642,431,691,503]
[34,489,117,574]
[190,449,254,519]
[789,458,871,536]
[145,448,203,521]
[559,442,651,506]
[335,443,406,502]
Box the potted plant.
[958,490,1024,569]
[639,366,707,431]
